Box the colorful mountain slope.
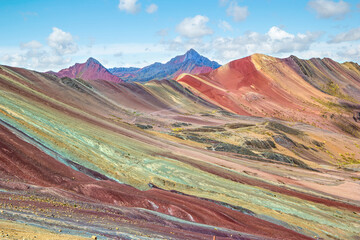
[288,55,360,102]
[109,49,221,82]
[177,54,360,133]
[1,60,360,240]
[53,57,123,82]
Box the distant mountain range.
[49,49,221,82]
[109,49,221,82]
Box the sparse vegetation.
[135,124,153,130]
[338,152,360,165]
[261,152,311,169]
[244,139,276,149]
[183,126,226,133]
[60,77,86,92]
[207,142,258,156]
[171,122,192,127]
[225,123,255,129]
[265,121,304,136]
[333,119,360,138]
[321,80,357,103]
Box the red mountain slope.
[176,54,360,130]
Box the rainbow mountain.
[0,51,360,240]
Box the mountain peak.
[185,48,200,59]
[52,57,122,83]
[86,57,101,65]
[167,49,219,67]
[110,50,221,82]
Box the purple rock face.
[54,58,123,83]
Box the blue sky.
[0,0,360,71]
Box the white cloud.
[47,27,78,55]
[164,36,206,52]
[1,49,71,71]
[218,20,233,31]
[146,4,158,14]
[210,27,321,59]
[337,44,360,59]
[118,0,140,14]
[164,26,322,63]
[226,1,249,22]
[77,43,171,68]
[176,15,213,38]
[1,27,78,71]
[20,40,43,49]
[308,0,350,20]
[267,26,294,40]
[1,41,166,71]
[329,27,360,43]
[2,54,26,66]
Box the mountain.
[176,53,360,132]
[109,66,140,80]
[53,57,122,83]
[109,49,221,82]
[1,55,360,240]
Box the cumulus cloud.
[20,40,43,49]
[2,54,26,66]
[1,27,78,71]
[146,4,158,14]
[1,50,71,71]
[337,44,360,59]
[329,27,360,43]
[226,1,249,22]
[176,15,213,38]
[267,26,295,40]
[165,36,206,52]
[47,27,78,55]
[218,20,233,31]
[211,27,321,58]
[118,0,140,14]
[308,0,350,20]
[164,26,322,63]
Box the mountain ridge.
[176,53,360,132]
[51,57,123,83]
[109,49,221,82]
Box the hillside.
[0,54,360,239]
[177,53,360,134]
